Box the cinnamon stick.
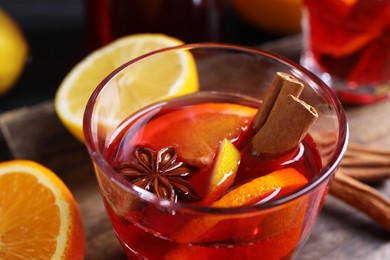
[249,73,390,232]
[348,143,390,156]
[342,155,390,167]
[330,171,390,231]
[253,72,304,131]
[340,143,390,182]
[251,72,318,156]
[340,167,390,183]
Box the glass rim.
[83,42,349,215]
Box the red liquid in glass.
[103,93,324,259]
[85,0,225,50]
[303,0,390,104]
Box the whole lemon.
[232,0,302,35]
[0,8,28,96]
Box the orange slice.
[0,160,84,259]
[212,168,308,207]
[135,102,256,166]
[165,223,305,260]
[308,0,389,57]
[170,168,308,245]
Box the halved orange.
[0,160,84,259]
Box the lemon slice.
[55,34,198,142]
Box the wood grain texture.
[1,35,389,259]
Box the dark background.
[0,0,283,113]
[1,0,88,112]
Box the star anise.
[115,146,201,202]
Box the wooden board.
[1,35,389,259]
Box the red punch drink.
[301,0,390,104]
[101,92,323,259]
[83,44,348,260]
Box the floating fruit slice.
[192,198,308,260]
[165,223,305,260]
[201,138,241,206]
[134,102,256,167]
[0,160,85,259]
[169,168,308,245]
[307,0,389,57]
[55,33,198,142]
[347,35,390,84]
[213,168,308,207]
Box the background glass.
[83,44,348,259]
[301,0,390,104]
[85,0,226,50]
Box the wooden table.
[1,35,389,259]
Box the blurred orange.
[232,0,303,35]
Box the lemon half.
[55,34,198,142]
